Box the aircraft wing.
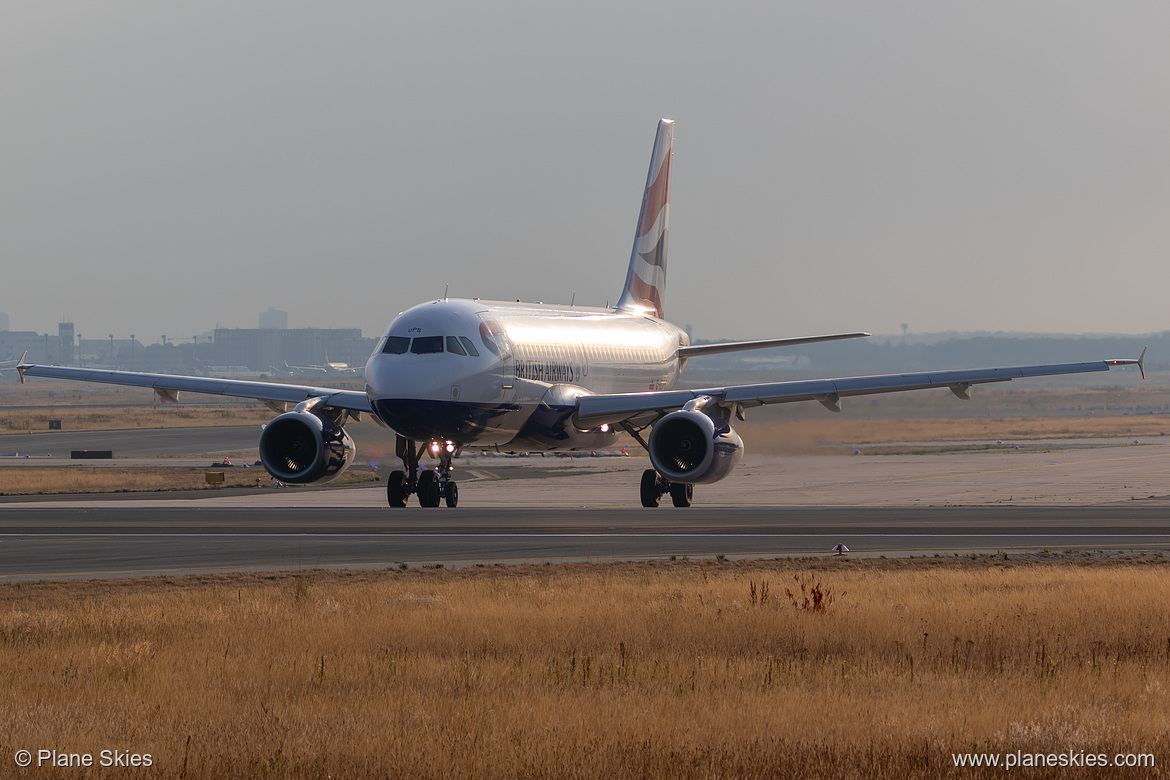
[16,362,373,415]
[575,351,1147,426]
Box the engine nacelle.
[259,411,356,484]
[648,409,744,484]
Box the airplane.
[16,119,1146,508]
[283,350,360,376]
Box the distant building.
[0,312,9,331]
[58,322,75,365]
[259,307,288,330]
[214,328,282,371]
[0,330,49,363]
[214,327,370,371]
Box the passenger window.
[381,336,411,354]
[410,336,445,354]
[446,336,467,356]
[459,337,480,357]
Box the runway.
[2,433,1169,581]
[3,503,1170,581]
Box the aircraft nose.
[365,352,498,442]
[365,352,483,403]
[365,354,432,399]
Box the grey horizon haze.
[3,2,1168,344]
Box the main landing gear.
[640,469,693,508]
[387,436,459,508]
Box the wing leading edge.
[16,363,372,415]
[575,350,1147,426]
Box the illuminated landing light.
[600,424,610,433]
[431,442,441,454]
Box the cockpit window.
[380,334,483,357]
[410,335,445,354]
[446,336,466,356]
[381,336,411,355]
[458,336,480,357]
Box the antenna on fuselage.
[443,284,449,302]
[570,291,576,307]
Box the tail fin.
[616,118,674,319]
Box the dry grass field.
[737,414,1170,455]
[3,560,1168,778]
[0,405,273,434]
[0,378,362,434]
[0,467,379,496]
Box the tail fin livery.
[617,118,674,319]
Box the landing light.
[445,442,456,453]
[600,424,610,433]
[430,442,441,454]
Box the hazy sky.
[3,2,1168,343]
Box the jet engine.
[259,411,355,484]
[647,409,743,484]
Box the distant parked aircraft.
[284,350,360,376]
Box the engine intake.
[648,409,743,484]
[259,411,355,484]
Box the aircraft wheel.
[418,470,441,508]
[669,482,693,508]
[387,470,408,508]
[640,469,661,508]
[445,480,459,508]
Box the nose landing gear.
[387,435,460,508]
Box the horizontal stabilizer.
[678,332,870,359]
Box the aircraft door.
[500,346,514,391]
[478,318,515,395]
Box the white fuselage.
[364,298,688,449]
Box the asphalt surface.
[2,504,1170,581]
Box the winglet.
[16,351,28,384]
[1107,346,1147,379]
